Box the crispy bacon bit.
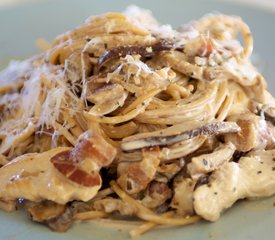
[50,130,117,187]
[94,40,174,73]
[71,131,116,167]
[51,157,101,187]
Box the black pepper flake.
[260,162,264,164]
[273,157,275,162]
[272,167,275,171]
[214,192,218,195]
[203,159,208,166]
[257,171,262,174]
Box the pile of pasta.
[0,6,275,237]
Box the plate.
[0,0,275,239]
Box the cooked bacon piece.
[51,130,117,187]
[117,147,160,194]
[70,130,117,167]
[51,156,101,187]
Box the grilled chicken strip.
[193,149,275,221]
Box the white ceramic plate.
[0,0,274,239]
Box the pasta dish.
[0,6,274,237]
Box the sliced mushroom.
[46,206,74,232]
[94,40,174,73]
[121,122,240,151]
[187,142,236,179]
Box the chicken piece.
[187,142,236,179]
[93,198,138,216]
[225,113,273,151]
[193,149,275,221]
[171,178,196,216]
[117,147,160,194]
[0,129,117,204]
[0,147,83,204]
[141,181,172,209]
